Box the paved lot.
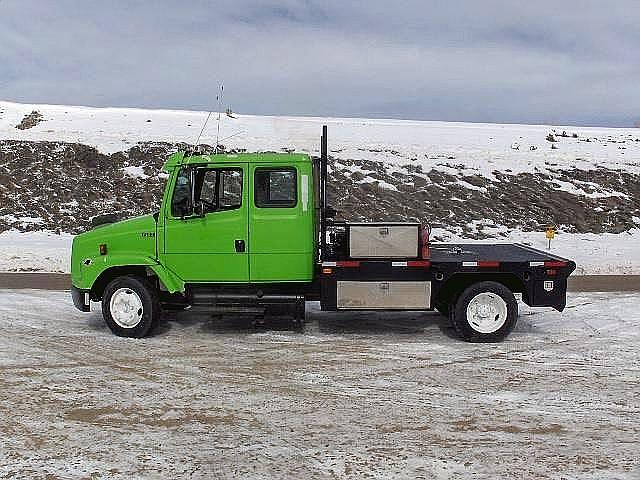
[1,290,639,479]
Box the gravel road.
[1,290,639,479]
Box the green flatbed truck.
[71,127,575,342]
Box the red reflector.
[478,261,500,268]
[544,261,566,268]
[546,269,557,276]
[407,260,431,268]
[99,244,107,255]
[337,261,360,268]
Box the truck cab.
[160,152,317,284]
[71,128,575,342]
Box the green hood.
[71,214,158,285]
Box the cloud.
[0,0,638,126]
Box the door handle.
[235,239,246,253]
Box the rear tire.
[102,276,159,338]
[451,281,517,342]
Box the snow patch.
[123,165,149,179]
[359,176,399,191]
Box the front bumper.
[71,285,91,312]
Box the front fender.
[74,254,185,294]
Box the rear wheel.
[451,281,517,342]
[102,276,159,338]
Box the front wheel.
[451,281,518,342]
[102,276,159,338]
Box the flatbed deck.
[430,243,570,264]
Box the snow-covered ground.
[0,290,639,479]
[0,230,72,272]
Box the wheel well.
[90,266,155,301]
[435,273,525,307]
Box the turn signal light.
[99,244,107,255]
[322,268,333,274]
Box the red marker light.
[407,260,431,268]
[544,261,566,268]
[478,261,500,268]
[336,261,360,268]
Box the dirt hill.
[1,139,638,239]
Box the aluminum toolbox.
[337,281,431,309]
[348,223,420,258]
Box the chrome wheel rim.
[466,292,508,334]
[110,288,144,328]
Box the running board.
[190,292,304,306]
[187,305,266,315]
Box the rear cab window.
[254,168,297,208]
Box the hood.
[72,214,158,269]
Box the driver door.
[163,164,249,282]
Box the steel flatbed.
[429,243,570,264]
[319,241,576,314]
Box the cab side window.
[172,167,243,217]
[254,168,297,208]
[219,170,242,209]
[171,168,192,217]
[198,170,218,210]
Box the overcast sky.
[1,0,639,126]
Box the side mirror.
[193,201,205,218]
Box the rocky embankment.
[0,139,638,238]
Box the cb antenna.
[215,84,224,152]
[193,84,223,153]
[194,111,212,153]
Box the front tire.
[451,281,517,342]
[102,276,159,338]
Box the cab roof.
[162,151,311,172]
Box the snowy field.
[0,290,639,479]
[0,230,72,273]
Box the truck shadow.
[159,309,458,340]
